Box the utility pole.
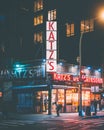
[78,32,84,116]
[47,73,52,115]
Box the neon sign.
[46,21,57,72]
[53,73,103,84]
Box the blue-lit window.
[17,93,33,110]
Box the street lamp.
[78,10,104,117]
[99,9,104,21]
[46,73,53,115]
[78,32,84,116]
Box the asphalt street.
[0,116,104,130]
[0,112,104,130]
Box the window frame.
[66,23,75,37]
[80,18,94,33]
[48,9,56,21]
[34,0,43,12]
[34,15,43,26]
[34,31,43,44]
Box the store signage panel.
[0,66,45,79]
[53,73,103,84]
[46,21,57,72]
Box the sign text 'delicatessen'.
[53,73,103,84]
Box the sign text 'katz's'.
[46,21,57,72]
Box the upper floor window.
[34,0,43,12]
[34,15,43,26]
[34,32,43,43]
[48,9,56,21]
[66,23,74,37]
[80,19,94,33]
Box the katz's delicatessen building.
[4,62,103,114]
[45,20,102,113]
[50,63,103,113]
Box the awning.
[12,84,47,90]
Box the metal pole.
[79,32,84,116]
[47,73,52,115]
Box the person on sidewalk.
[97,98,101,111]
[53,102,62,116]
[93,99,97,115]
[101,98,104,110]
[44,97,48,112]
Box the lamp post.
[78,10,104,116]
[78,32,84,116]
[46,73,52,115]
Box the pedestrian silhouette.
[93,99,97,115]
[101,98,104,110]
[54,102,62,116]
[44,97,48,112]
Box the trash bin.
[85,106,91,116]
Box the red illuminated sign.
[46,21,57,72]
[53,73,103,84]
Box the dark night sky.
[0,0,104,68]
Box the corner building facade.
[1,62,103,114]
[1,0,104,114]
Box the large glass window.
[66,23,74,37]
[66,89,78,106]
[80,19,94,33]
[34,32,43,43]
[17,93,33,112]
[48,9,56,21]
[34,0,43,12]
[34,15,43,26]
[82,90,90,106]
[57,89,64,104]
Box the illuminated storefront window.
[34,0,43,12]
[66,89,78,112]
[90,93,100,101]
[82,90,90,106]
[57,89,64,104]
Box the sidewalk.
[1,111,104,121]
[82,110,104,119]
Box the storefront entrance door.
[34,91,48,113]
